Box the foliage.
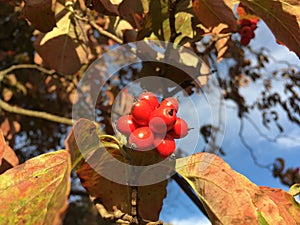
[0,0,299,224]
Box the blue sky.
[159,20,300,224]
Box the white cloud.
[170,216,212,225]
[277,137,300,149]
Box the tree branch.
[171,173,209,218]
[65,2,123,45]
[0,99,73,125]
[0,64,56,82]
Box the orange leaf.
[0,150,71,225]
[240,0,300,58]
[176,152,300,224]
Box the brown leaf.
[22,0,56,32]
[193,0,237,31]
[0,129,19,174]
[68,118,167,221]
[34,11,89,74]
[65,118,101,168]
[176,152,300,224]
[240,0,300,58]
[0,150,71,225]
[77,149,167,221]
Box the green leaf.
[176,152,300,225]
[0,150,71,225]
[240,0,300,58]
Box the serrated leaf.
[240,0,300,58]
[192,0,237,31]
[0,150,71,225]
[23,0,56,32]
[176,152,300,225]
[34,10,89,74]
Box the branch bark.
[0,99,73,125]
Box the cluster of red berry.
[117,92,189,158]
[238,18,258,46]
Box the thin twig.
[0,99,73,125]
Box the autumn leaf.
[192,0,238,31]
[176,152,300,224]
[0,150,71,225]
[65,118,101,169]
[34,10,89,74]
[0,129,19,174]
[240,0,300,58]
[77,151,167,221]
[23,0,56,32]
[68,118,167,221]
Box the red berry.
[117,115,138,136]
[159,97,179,112]
[240,36,251,45]
[138,92,159,110]
[131,100,152,126]
[154,135,176,158]
[250,24,257,30]
[168,117,189,139]
[239,26,254,38]
[129,127,154,151]
[149,106,177,134]
[238,19,252,27]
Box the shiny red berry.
[154,135,176,158]
[117,115,138,136]
[240,36,251,46]
[131,100,152,126]
[238,18,252,27]
[138,92,159,110]
[149,106,177,134]
[159,97,179,112]
[129,127,154,151]
[168,117,189,139]
[239,26,254,38]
